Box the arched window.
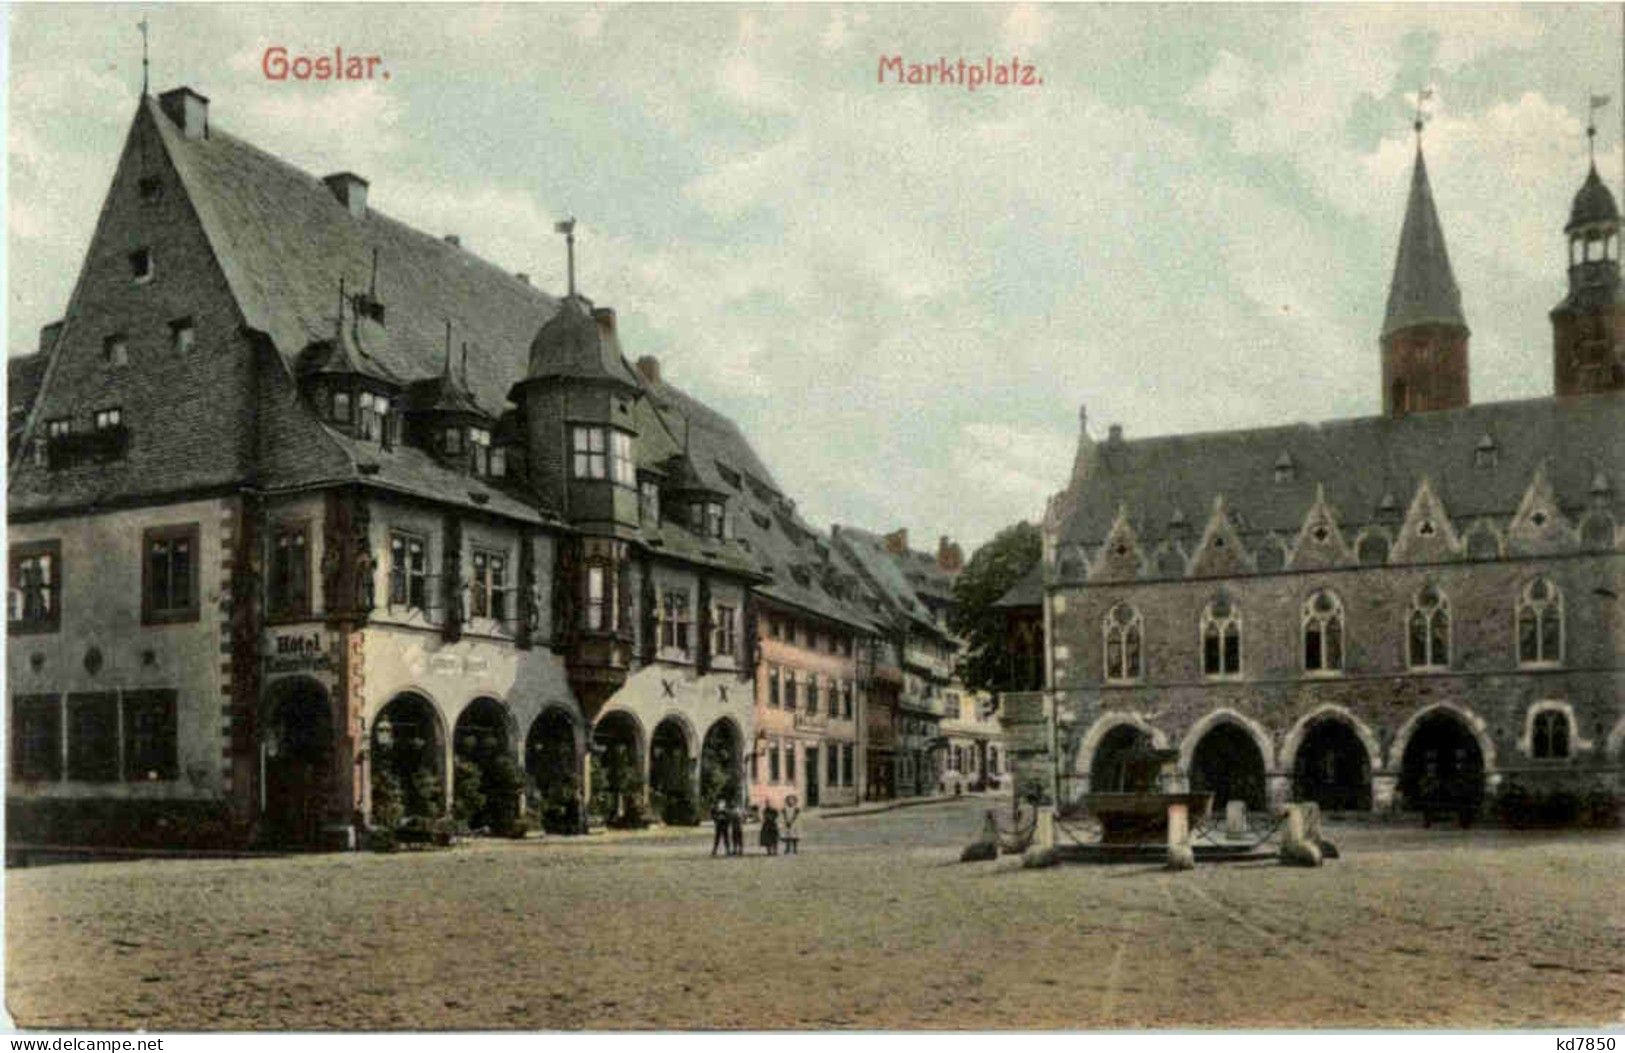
[1102,603,1143,682]
[1407,584,1450,669]
[1532,709,1571,759]
[1302,589,1344,673]
[1517,577,1563,665]
[1201,595,1241,677]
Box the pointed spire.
[1382,144,1467,339]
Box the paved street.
[7,797,1624,1030]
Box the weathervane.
[1413,86,1434,143]
[1587,91,1611,166]
[137,17,150,97]
[554,217,577,298]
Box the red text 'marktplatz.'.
[877,56,1042,90]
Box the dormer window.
[572,426,605,479]
[129,248,153,283]
[1475,434,1498,469]
[104,334,129,367]
[690,500,725,539]
[442,425,465,456]
[94,407,122,431]
[469,427,504,477]
[610,431,634,486]
[169,317,195,354]
[357,391,388,441]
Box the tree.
[949,520,1042,693]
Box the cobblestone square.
[7,798,1623,1031]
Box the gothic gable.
[1286,484,1352,570]
[1506,463,1577,555]
[1188,496,1253,578]
[1390,477,1462,564]
[1088,505,1145,582]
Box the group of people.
[710,796,801,856]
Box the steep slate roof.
[642,370,878,628]
[1382,147,1467,339]
[1054,391,1625,549]
[1567,165,1620,232]
[992,561,1044,609]
[833,524,951,637]
[152,96,556,416]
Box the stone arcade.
[1003,133,1624,818]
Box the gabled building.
[6,87,791,847]
[1010,137,1624,817]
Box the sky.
[7,3,1623,552]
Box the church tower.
[1380,143,1470,417]
[1550,145,1625,396]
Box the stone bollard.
[1034,804,1057,851]
[1165,801,1195,871]
[1225,800,1248,837]
[1279,803,1323,868]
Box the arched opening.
[648,717,694,820]
[700,719,742,806]
[262,678,334,846]
[453,697,516,831]
[1090,724,1156,792]
[1400,710,1485,820]
[526,708,581,833]
[590,711,644,824]
[1188,721,1266,811]
[1292,718,1372,811]
[372,693,445,821]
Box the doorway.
[262,679,333,847]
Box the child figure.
[760,805,780,855]
[781,795,801,855]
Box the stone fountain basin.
[1080,792,1214,845]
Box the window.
[129,248,153,283]
[661,590,691,652]
[583,564,608,630]
[713,604,736,657]
[1356,533,1390,565]
[828,678,840,718]
[990,746,1000,775]
[769,617,783,640]
[332,389,352,425]
[807,676,820,713]
[357,391,389,442]
[610,430,634,486]
[389,532,427,610]
[785,743,796,783]
[1103,603,1143,682]
[1407,584,1450,669]
[572,426,606,479]
[1531,709,1571,760]
[470,428,497,476]
[827,744,839,786]
[442,425,464,457]
[769,740,781,782]
[169,317,195,354]
[67,693,119,783]
[785,670,799,711]
[472,550,509,621]
[639,480,661,524]
[45,418,71,439]
[1201,596,1242,677]
[11,695,61,783]
[842,743,854,787]
[143,524,199,624]
[1517,577,1564,665]
[104,334,129,367]
[269,524,311,618]
[842,681,854,720]
[122,690,177,781]
[1302,589,1344,673]
[94,407,122,430]
[9,540,61,633]
[703,502,725,540]
[768,665,781,707]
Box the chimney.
[321,172,369,219]
[883,528,909,555]
[937,535,964,573]
[1108,423,1124,444]
[636,355,662,385]
[444,234,461,248]
[591,306,617,334]
[157,87,209,141]
[38,321,63,356]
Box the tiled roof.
[832,524,948,637]
[1054,392,1625,548]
